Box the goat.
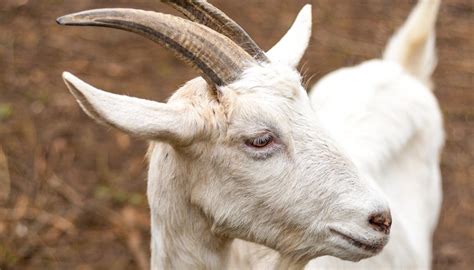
[57,0,393,269]
[229,0,445,269]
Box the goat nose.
[368,211,392,234]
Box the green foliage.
[0,103,12,121]
[0,244,18,268]
[94,184,146,206]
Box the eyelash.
[243,133,281,160]
[246,133,274,148]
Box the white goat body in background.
[57,0,393,269]
[231,0,444,269]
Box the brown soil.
[0,0,472,269]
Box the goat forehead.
[231,91,313,127]
[228,63,304,98]
[166,67,311,140]
[224,68,310,128]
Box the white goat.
[230,0,444,269]
[57,0,394,269]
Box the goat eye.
[247,134,273,148]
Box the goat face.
[184,63,391,263]
[58,3,391,264]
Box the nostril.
[368,211,392,234]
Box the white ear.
[62,72,199,145]
[266,4,312,68]
[383,0,440,85]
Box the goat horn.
[57,8,255,86]
[162,0,268,62]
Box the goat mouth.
[330,229,385,254]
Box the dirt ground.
[0,0,472,269]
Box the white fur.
[309,2,444,268]
[230,0,444,269]
[62,72,201,145]
[384,0,440,86]
[62,4,394,269]
[267,4,312,68]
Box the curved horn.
[162,0,268,62]
[57,8,255,86]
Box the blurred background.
[0,0,472,269]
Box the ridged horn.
[162,0,268,62]
[56,8,255,86]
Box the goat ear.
[266,4,312,68]
[62,72,199,145]
[383,0,440,85]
